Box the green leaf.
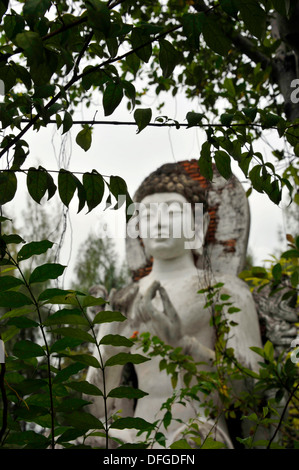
[186,111,204,127]
[45,171,57,200]
[198,142,213,180]
[170,439,192,449]
[2,326,19,342]
[272,0,287,16]
[0,64,16,92]
[214,150,232,180]
[17,240,53,262]
[264,340,274,361]
[43,308,89,327]
[33,84,55,98]
[53,363,87,384]
[109,175,130,205]
[126,53,140,76]
[202,14,231,56]
[50,337,83,353]
[93,310,126,325]
[13,340,45,358]
[250,346,265,358]
[82,171,105,212]
[0,306,35,320]
[1,234,25,245]
[272,263,282,281]
[105,353,150,367]
[291,270,299,288]
[38,288,75,301]
[62,111,73,134]
[29,263,65,284]
[80,295,106,308]
[100,334,133,348]
[56,398,90,412]
[201,437,226,449]
[122,80,136,109]
[131,28,152,63]
[243,107,257,122]
[0,291,33,308]
[220,113,234,126]
[23,0,51,18]
[110,417,154,431]
[12,63,32,89]
[0,275,24,291]
[86,0,111,37]
[159,39,182,78]
[108,386,148,399]
[58,169,78,207]
[0,171,17,204]
[0,0,8,22]
[57,428,87,444]
[59,353,101,368]
[15,378,47,395]
[238,0,267,40]
[15,31,44,64]
[249,165,264,193]
[134,108,152,133]
[27,167,48,203]
[64,410,104,430]
[76,126,92,152]
[50,327,95,344]
[103,81,123,116]
[67,381,103,396]
[5,431,50,448]
[181,13,203,49]
[281,249,299,259]
[7,316,39,329]
[239,151,253,178]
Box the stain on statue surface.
[84,160,298,448]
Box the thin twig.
[267,382,299,449]
[8,252,56,449]
[75,296,109,449]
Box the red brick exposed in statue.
[219,239,237,253]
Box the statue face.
[139,192,196,260]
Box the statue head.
[126,159,251,280]
[133,163,209,263]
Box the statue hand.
[135,281,182,344]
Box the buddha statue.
[84,160,296,448]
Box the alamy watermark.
[96,197,205,250]
[290,336,299,364]
[290,79,299,104]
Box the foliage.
[240,233,299,307]
[134,282,299,449]
[0,220,298,449]
[0,0,299,451]
[0,216,152,449]
[0,0,298,209]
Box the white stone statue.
[85,160,298,449]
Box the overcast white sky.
[2,87,290,287]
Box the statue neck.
[150,251,197,281]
